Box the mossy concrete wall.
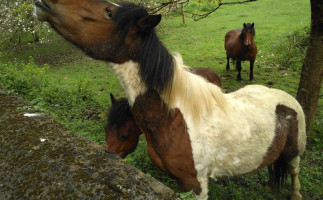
[0,93,178,199]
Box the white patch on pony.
[112,61,147,106]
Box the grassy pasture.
[1,0,322,199]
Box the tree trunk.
[181,3,186,24]
[296,0,323,133]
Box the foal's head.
[35,0,161,63]
[240,23,255,49]
[104,94,141,158]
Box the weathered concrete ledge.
[0,93,179,199]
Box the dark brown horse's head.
[35,0,161,63]
[241,23,255,49]
[104,94,141,158]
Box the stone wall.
[0,93,179,200]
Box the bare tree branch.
[147,0,258,21]
[188,0,258,21]
[148,0,190,14]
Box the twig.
[187,0,258,21]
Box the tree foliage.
[0,0,51,49]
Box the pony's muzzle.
[244,44,251,49]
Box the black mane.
[107,98,133,128]
[114,3,174,92]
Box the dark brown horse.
[105,67,221,159]
[35,2,306,199]
[225,23,257,81]
[104,94,141,159]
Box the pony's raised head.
[104,93,141,158]
[35,0,173,92]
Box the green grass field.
[1,0,322,199]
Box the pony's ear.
[137,14,161,33]
[110,93,117,104]
[243,23,247,28]
[251,23,254,27]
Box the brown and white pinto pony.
[105,67,221,158]
[225,23,257,81]
[35,1,306,200]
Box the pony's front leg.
[249,60,255,81]
[226,56,230,70]
[195,174,209,200]
[236,61,242,81]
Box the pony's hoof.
[290,192,302,200]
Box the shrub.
[272,26,310,71]
[0,56,49,98]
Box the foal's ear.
[137,14,162,33]
[110,93,117,104]
[251,23,255,27]
[243,23,247,28]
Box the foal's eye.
[105,8,112,18]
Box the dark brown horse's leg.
[226,56,230,70]
[236,61,242,81]
[250,60,255,81]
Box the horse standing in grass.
[105,67,221,158]
[225,23,257,81]
[35,1,306,199]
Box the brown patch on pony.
[132,89,201,194]
[253,104,299,189]
[190,67,222,87]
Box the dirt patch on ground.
[7,38,91,67]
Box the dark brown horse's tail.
[271,155,289,190]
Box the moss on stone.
[0,93,179,200]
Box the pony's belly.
[179,100,276,178]
[192,140,271,178]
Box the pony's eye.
[105,8,112,18]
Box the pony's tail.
[271,155,289,190]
